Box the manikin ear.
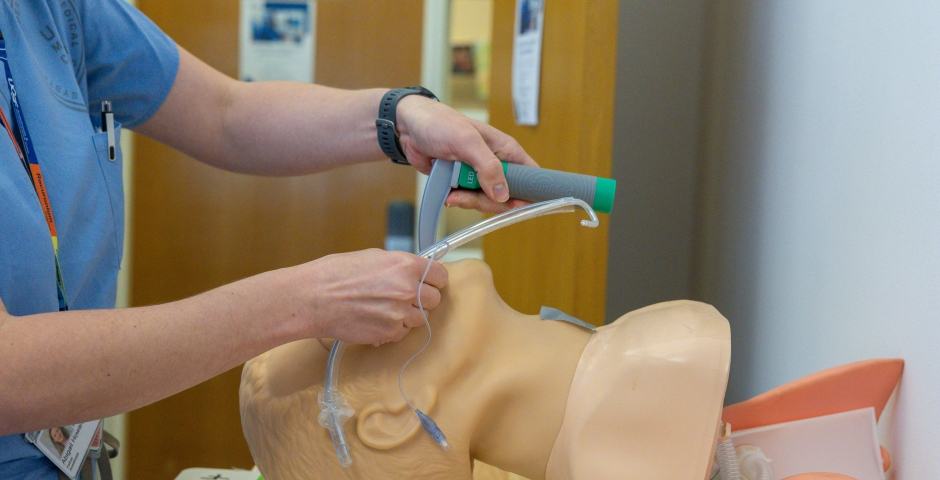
[356,385,438,450]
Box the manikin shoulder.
[444,258,495,286]
[547,300,732,480]
[601,299,730,344]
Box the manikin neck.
[434,281,593,480]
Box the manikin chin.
[240,259,731,480]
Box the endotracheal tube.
[398,241,452,452]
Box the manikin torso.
[240,259,731,480]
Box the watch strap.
[377,86,438,165]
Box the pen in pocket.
[101,101,115,161]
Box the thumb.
[459,136,510,203]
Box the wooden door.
[127,2,423,478]
[483,0,618,325]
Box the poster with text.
[240,0,316,83]
[512,0,544,126]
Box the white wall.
[697,2,940,477]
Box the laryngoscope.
[318,197,600,467]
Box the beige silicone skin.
[240,259,731,480]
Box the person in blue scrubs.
[0,1,536,478]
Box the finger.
[376,320,410,345]
[0,296,6,315]
[471,120,539,167]
[445,190,531,213]
[403,308,427,329]
[413,284,442,310]
[378,323,410,345]
[420,261,448,289]
[404,150,434,174]
[453,127,511,203]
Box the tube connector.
[318,389,355,467]
[415,409,451,452]
[735,445,773,480]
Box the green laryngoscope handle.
[456,161,617,214]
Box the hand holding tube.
[286,249,448,346]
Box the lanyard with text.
[0,36,69,311]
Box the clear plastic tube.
[417,197,599,257]
[715,438,741,480]
[317,340,353,467]
[399,242,452,451]
[321,197,599,467]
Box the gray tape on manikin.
[539,306,596,332]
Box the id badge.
[25,420,101,479]
[87,423,103,459]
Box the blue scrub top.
[0,1,178,478]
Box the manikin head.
[240,259,731,480]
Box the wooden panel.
[316,1,424,89]
[483,0,618,325]
[128,2,422,478]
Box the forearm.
[136,47,388,176]
[0,269,304,435]
[219,83,386,175]
[137,45,536,209]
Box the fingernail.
[494,183,509,202]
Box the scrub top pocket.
[92,123,125,270]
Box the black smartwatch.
[376,86,439,165]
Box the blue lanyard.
[0,37,69,311]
